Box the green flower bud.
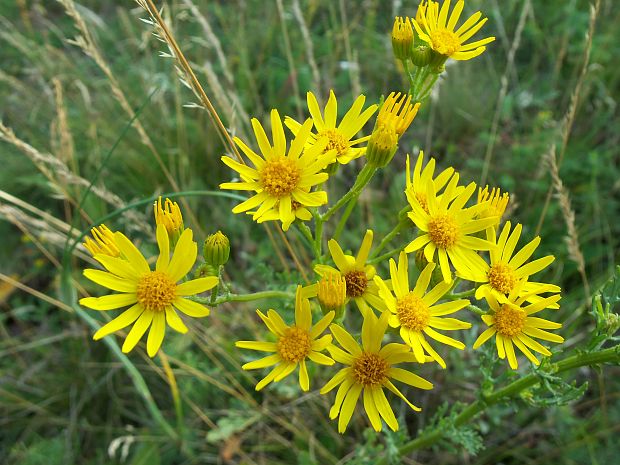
[410,45,432,67]
[365,124,398,168]
[203,231,230,267]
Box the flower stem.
[377,345,620,463]
[369,220,408,259]
[193,290,294,305]
[321,164,376,223]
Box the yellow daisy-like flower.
[477,185,509,222]
[376,92,420,137]
[471,221,560,307]
[285,90,378,165]
[235,286,335,391]
[314,230,387,314]
[220,109,336,229]
[83,224,120,258]
[405,174,499,283]
[405,151,456,214]
[413,0,495,61]
[321,311,433,433]
[473,287,563,369]
[374,253,471,368]
[80,225,218,357]
[154,196,184,239]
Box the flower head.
[405,173,499,282]
[470,222,560,307]
[154,197,184,242]
[285,90,378,165]
[376,92,420,137]
[473,286,563,369]
[315,230,387,314]
[317,273,347,315]
[220,110,336,230]
[392,16,414,60]
[83,224,120,258]
[80,225,218,357]
[374,253,471,368]
[413,0,495,61]
[203,231,230,267]
[236,286,335,391]
[321,311,433,433]
[405,151,456,214]
[477,185,509,222]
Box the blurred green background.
[1,0,618,464]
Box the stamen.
[397,293,430,331]
[430,28,461,56]
[352,352,389,386]
[488,263,517,294]
[277,326,311,362]
[137,271,177,312]
[343,270,368,298]
[428,214,459,249]
[318,129,348,157]
[494,304,526,337]
[260,158,301,198]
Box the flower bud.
[317,273,347,319]
[410,45,432,67]
[203,231,230,267]
[154,197,184,245]
[83,224,120,258]
[392,16,414,61]
[365,124,398,168]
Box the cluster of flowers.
[78,0,563,434]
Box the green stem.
[418,73,440,101]
[404,60,418,94]
[446,288,476,299]
[296,222,316,254]
[368,245,406,265]
[314,218,324,261]
[322,164,376,223]
[333,193,358,242]
[370,220,408,259]
[193,290,294,305]
[378,345,620,463]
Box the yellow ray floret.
[376,92,420,137]
[220,109,337,230]
[477,185,509,222]
[470,222,560,308]
[413,0,495,60]
[80,225,218,357]
[473,286,563,369]
[83,224,120,258]
[405,173,499,283]
[236,286,335,391]
[321,311,433,433]
[405,151,457,214]
[284,90,378,165]
[374,253,471,368]
[314,230,387,314]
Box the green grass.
[1,0,619,464]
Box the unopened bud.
[203,231,230,267]
[365,124,398,168]
[410,45,432,67]
[392,16,414,61]
[317,273,347,319]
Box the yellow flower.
[374,253,471,368]
[83,224,120,258]
[376,92,420,137]
[235,286,335,391]
[477,185,509,222]
[405,151,456,214]
[405,174,499,283]
[315,230,387,314]
[392,16,414,60]
[285,90,378,165]
[315,273,348,316]
[413,0,495,60]
[220,110,336,229]
[473,287,563,369]
[470,221,560,307]
[80,225,218,357]
[321,311,433,433]
[154,197,184,239]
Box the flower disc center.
[494,304,526,337]
[277,326,311,362]
[396,292,430,331]
[352,352,389,386]
[260,157,301,198]
[318,129,348,157]
[430,28,461,56]
[343,270,368,298]
[428,214,460,249]
[488,263,517,294]
[137,271,177,312]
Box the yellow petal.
[173,298,210,318]
[93,304,144,340]
[147,311,166,357]
[176,277,219,296]
[122,310,154,353]
[80,293,137,311]
[83,269,135,293]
